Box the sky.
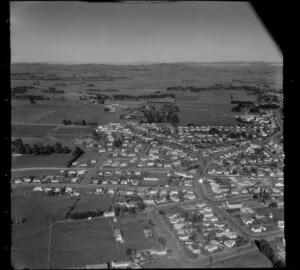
[10,1,282,63]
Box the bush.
[158,237,166,247]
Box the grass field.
[50,218,123,268]
[12,154,73,169]
[114,218,159,251]
[12,124,58,138]
[11,193,77,269]
[72,194,113,213]
[12,100,117,125]
[210,251,271,268]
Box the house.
[278,220,284,230]
[33,186,43,192]
[178,234,190,241]
[14,179,22,184]
[143,229,152,238]
[224,240,236,248]
[65,187,73,193]
[110,261,131,269]
[251,225,267,233]
[226,201,243,209]
[205,244,218,252]
[85,263,108,269]
[114,229,124,243]
[104,211,115,218]
[226,231,238,239]
[71,177,79,183]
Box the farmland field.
[11,192,77,269]
[12,124,58,138]
[50,218,123,268]
[12,154,73,169]
[12,100,117,125]
[72,193,113,213]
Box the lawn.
[11,193,77,269]
[12,154,73,169]
[50,218,123,268]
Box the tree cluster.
[112,93,175,101]
[69,209,104,220]
[11,138,71,155]
[141,105,180,126]
[158,237,167,247]
[62,119,97,126]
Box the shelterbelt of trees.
[11,138,84,157]
[166,84,263,93]
[62,119,98,126]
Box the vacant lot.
[12,154,73,169]
[50,218,122,268]
[11,193,77,269]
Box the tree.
[170,113,180,126]
[72,146,84,157]
[45,145,54,155]
[53,142,63,153]
[269,202,278,208]
[63,146,71,154]
[159,210,165,215]
[23,144,33,154]
[32,144,41,155]
[158,237,166,247]
[62,119,67,125]
[29,97,36,104]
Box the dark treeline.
[11,138,72,155]
[69,209,104,220]
[112,93,175,101]
[62,119,98,126]
[41,87,65,94]
[231,100,254,105]
[11,94,49,101]
[11,86,36,94]
[258,103,280,109]
[166,85,262,93]
[255,239,285,268]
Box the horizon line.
[11,60,283,65]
